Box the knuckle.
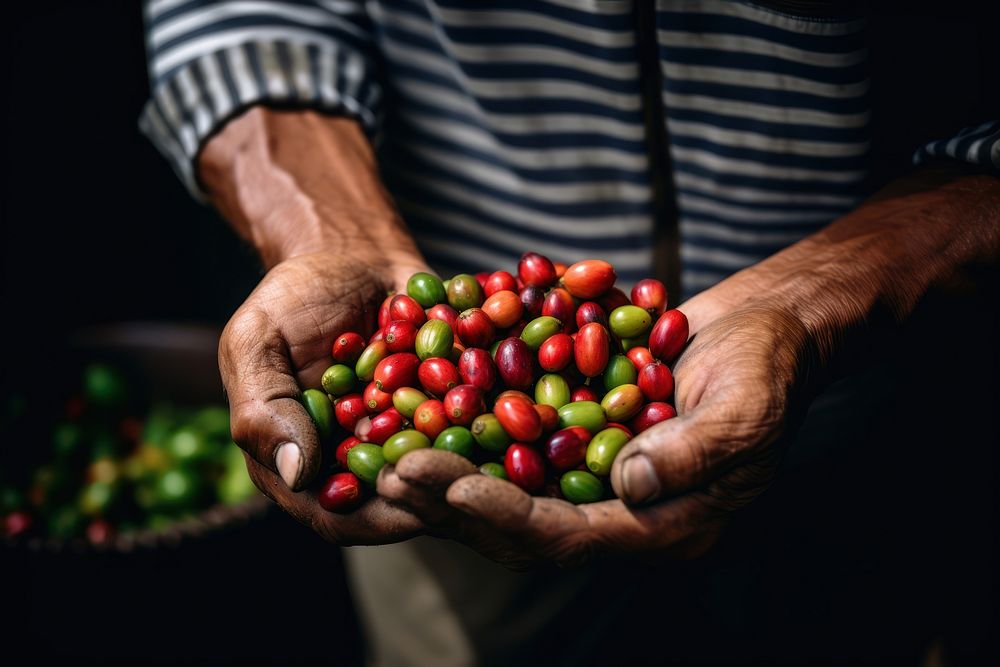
[701,395,785,458]
[684,436,712,480]
[645,426,713,490]
[707,449,781,510]
[222,307,270,357]
[228,398,267,451]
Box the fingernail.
[275,443,303,489]
[622,455,659,504]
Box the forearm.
[687,164,1000,371]
[197,107,424,276]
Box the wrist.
[771,170,1000,361]
[684,167,1000,382]
[198,106,426,279]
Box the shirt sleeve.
[912,120,1000,173]
[139,0,382,201]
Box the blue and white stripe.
[914,120,1000,171]
[141,0,998,299]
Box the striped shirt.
[141,0,999,299]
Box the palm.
[379,305,804,568]
[220,251,427,545]
[245,253,390,389]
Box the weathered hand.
[200,107,441,544]
[378,165,1000,568]
[220,251,429,544]
[376,300,804,569]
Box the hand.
[376,165,1000,568]
[202,107,437,544]
[220,250,435,544]
[376,300,804,569]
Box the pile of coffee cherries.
[302,253,688,513]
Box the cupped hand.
[220,250,429,545]
[376,297,814,569]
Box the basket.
[1,322,272,554]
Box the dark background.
[2,1,998,665]
[1,2,357,664]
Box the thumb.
[610,400,778,506]
[219,307,324,492]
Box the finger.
[220,305,323,492]
[445,476,596,565]
[445,476,722,566]
[444,476,596,553]
[379,465,538,568]
[383,460,553,569]
[376,464,456,526]
[376,449,478,527]
[393,449,479,489]
[245,455,424,545]
[444,474,536,532]
[609,399,776,506]
[441,475,576,568]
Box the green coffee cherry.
[79,480,117,516]
[520,316,562,350]
[600,384,644,422]
[165,427,210,462]
[585,427,630,476]
[321,364,357,397]
[392,387,428,419]
[470,413,511,452]
[83,363,128,407]
[447,274,484,311]
[356,341,388,382]
[407,272,447,307]
[347,443,386,485]
[557,401,607,434]
[535,373,571,409]
[609,305,652,339]
[620,335,649,352]
[479,462,508,480]
[415,320,454,361]
[301,389,334,439]
[383,430,432,464]
[560,470,604,504]
[433,426,475,458]
[602,354,637,390]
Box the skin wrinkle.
[259,260,384,386]
[281,276,341,378]
[224,327,296,400]
[202,108,425,271]
[699,449,781,513]
[378,468,452,524]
